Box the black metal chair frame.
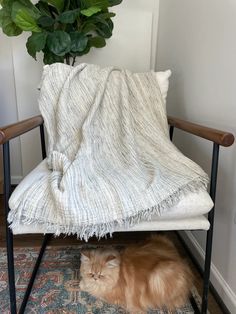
[1,118,234,314]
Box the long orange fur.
[80,235,193,313]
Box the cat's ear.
[81,250,90,263]
[106,255,120,268]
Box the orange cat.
[80,235,193,313]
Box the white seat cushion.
[10,160,213,234]
[12,215,210,234]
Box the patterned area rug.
[0,246,202,313]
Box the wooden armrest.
[0,114,234,147]
[0,115,44,145]
[168,116,234,147]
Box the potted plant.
[0,0,122,65]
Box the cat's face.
[80,248,120,294]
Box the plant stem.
[65,55,70,65]
[72,56,76,66]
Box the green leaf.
[70,41,92,57]
[57,9,79,24]
[0,7,9,27]
[11,2,41,32]
[67,0,79,10]
[47,30,71,56]
[86,13,114,26]
[81,6,101,17]
[70,32,88,52]
[26,31,47,59]
[96,19,113,38]
[43,49,64,64]
[43,0,64,13]
[0,0,14,9]
[37,15,55,27]
[1,0,39,11]
[76,43,91,56]
[96,12,115,19]
[36,1,52,17]
[108,0,122,6]
[18,0,41,14]
[0,10,4,27]
[81,22,97,33]
[2,21,22,36]
[89,36,106,48]
[81,0,109,9]
[63,0,70,11]
[0,7,22,36]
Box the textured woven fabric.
[9,63,209,240]
[10,161,213,234]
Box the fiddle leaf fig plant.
[0,0,122,65]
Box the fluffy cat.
[79,235,193,313]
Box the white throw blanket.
[8,63,209,240]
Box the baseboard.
[11,176,22,185]
[179,231,236,314]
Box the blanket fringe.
[8,177,208,242]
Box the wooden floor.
[0,194,225,313]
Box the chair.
[0,114,234,314]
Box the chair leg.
[3,142,17,314]
[201,223,214,314]
[201,143,219,314]
[19,234,51,314]
[5,227,17,314]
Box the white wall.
[7,0,159,177]
[0,33,22,183]
[156,1,236,312]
